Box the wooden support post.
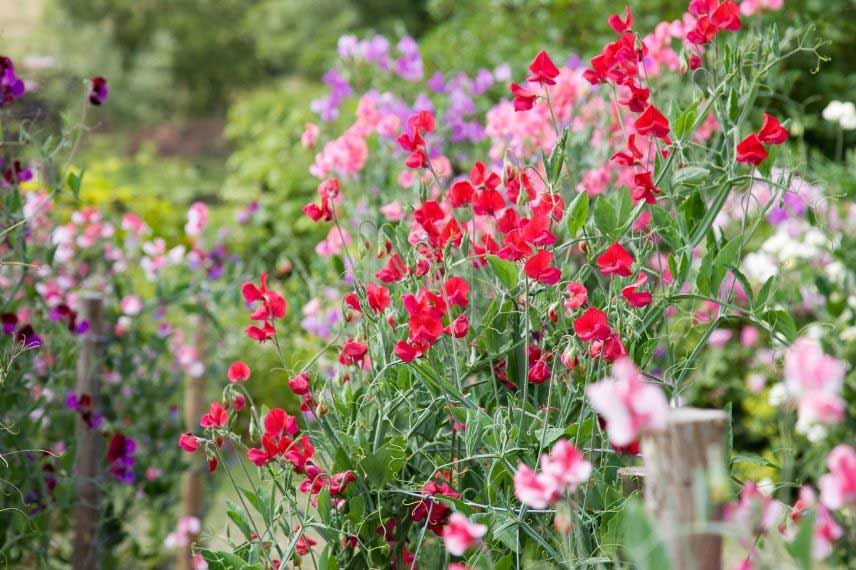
[617,466,645,497]
[641,407,728,570]
[72,294,105,570]
[178,316,206,570]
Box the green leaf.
[671,166,710,188]
[620,498,670,570]
[763,309,797,341]
[566,191,589,238]
[486,255,519,291]
[731,453,779,469]
[317,487,331,524]
[786,511,814,570]
[491,512,519,553]
[199,549,251,570]
[754,276,777,309]
[358,436,406,486]
[225,501,253,540]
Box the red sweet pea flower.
[635,105,670,139]
[472,188,506,216]
[510,83,537,112]
[608,6,633,34]
[411,481,460,535]
[339,339,369,366]
[366,282,391,313]
[242,273,287,321]
[619,83,650,113]
[376,253,408,283]
[757,113,788,145]
[736,133,768,165]
[246,321,277,343]
[394,340,421,362]
[247,408,301,466]
[285,434,315,473]
[227,361,251,383]
[397,111,435,169]
[288,372,310,395]
[443,276,470,308]
[528,359,551,384]
[200,401,228,429]
[573,307,612,342]
[527,50,560,85]
[611,134,644,166]
[303,178,339,222]
[524,250,561,285]
[408,110,436,135]
[597,243,634,277]
[564,282,588,310]
[178,433,200,453]
[710,1,741,31]
[449,314,469,338]
[594,333,628,362]
[686,1,741,44]
[295,526,317,556]
[622,273,654,308]
[630,171,660,204]
[449,180,475,207]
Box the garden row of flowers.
[2,0,855,568]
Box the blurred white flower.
[822,100,856,130]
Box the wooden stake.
[178,316,206,570]
[641,407,728,570]
[72,294,105,570]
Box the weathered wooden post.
[178,315,206,570]
[641,407,728,570]
[72,294,105,570]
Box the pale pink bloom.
[514,464,557,509]
[315,226,351,257]
[740,326,759,347]
[708,329,733,348]
[784,338,845,396]
[782,338,846,429]
[819,445,856,510]
[185,202,209,238]
[301,122,319,148]
[514,440,591,508]
[376,114,400,137]
[540,440,592,493]
[380,201,404,221]
[575,166,611,197]
[192,555,208,570]
[586,358,668,447]
[787,487,843,561]
[442,513,486,556]
[746,373,766,394]
[120,295,142,316]
[724,482,785,538]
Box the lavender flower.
[0,56,25,106]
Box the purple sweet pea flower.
[395,36,423,81]
[427,72,446,93]
[0,56,25,106]
[88,76,109,106]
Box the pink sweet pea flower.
[442,513,486,556]
[514,439,591,508]
[586,358,668,447]
[819,445,856,510]
[227,361,251,383]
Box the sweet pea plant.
[184,2,856,569]
[1,63,248,564]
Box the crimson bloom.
[622,273,653,308]
[443,276,470,308]
[631,171,660,204]
[375,253,408,283]
[573,307,612,342]
[524,250,561,285]
[757,113,789,145]
[242,273,286,321]
[510,83,537,112]
[527,50,560,85]
[607,6,633,34]
[89,76,109,105]
[635,105,670,139]
[227,361,251,383]
[366,282,391,313]
[178,433,200,453]
[288,372,310,395]
[199,401,228,429]
[736,133,768,165]
[339,339,369,366]
[597,243,634,277]
[397,111,435,169]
